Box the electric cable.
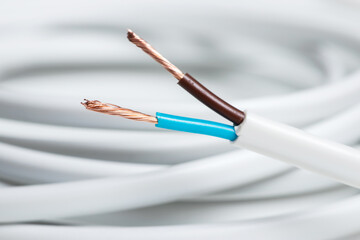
[2,0,360,239]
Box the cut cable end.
[127,29,134,40]
[81,99,101,109]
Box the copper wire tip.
[81,99,158,124]
[127,29,184,80]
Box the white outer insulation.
[234,113,360,188]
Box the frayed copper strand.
[81,99,158,124]
[127,29,184,80]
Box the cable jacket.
[234,112,360,188]
[156,112,237,141]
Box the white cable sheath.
[234,113,360,188]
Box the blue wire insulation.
[155,112,238,141]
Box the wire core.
[127,29,184,80]
[81,99,158,124]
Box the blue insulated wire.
[155,112,238,141]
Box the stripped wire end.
[127,29,184,80]
[81,99,158,124]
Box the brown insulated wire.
[178,74,245,125]
[127,29,245,125]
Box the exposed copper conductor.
[81,99,158,124]
[127,29,184,80]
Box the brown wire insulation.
[179,74,245,125]
[127,29,245,125]
[81,99,158,124]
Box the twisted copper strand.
[81,99,158,124]
[127,29,184,80]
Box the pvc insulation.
[234,113,360,188]
[155,112,237,141]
